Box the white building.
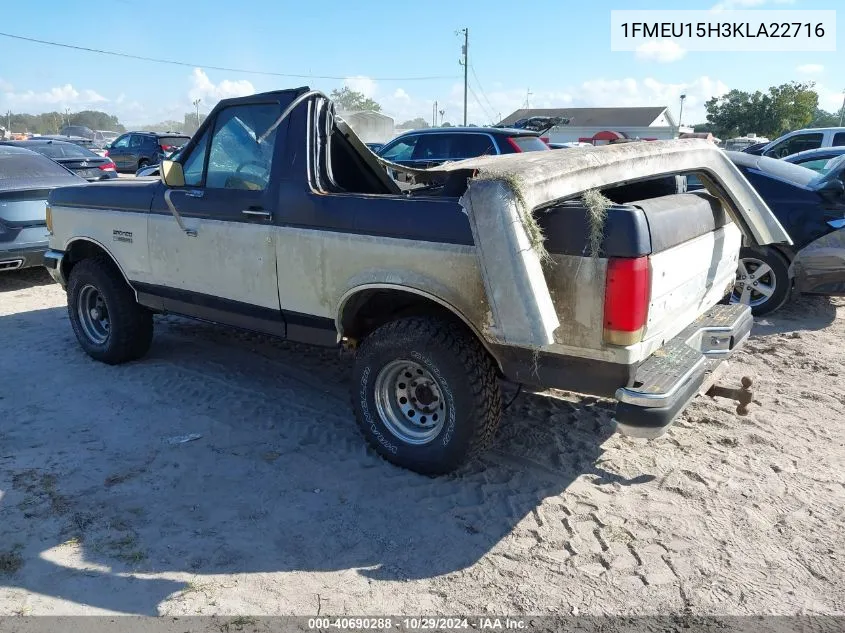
[336,110,395,144]
[498,106,693,144]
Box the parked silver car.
[0,145,86,272]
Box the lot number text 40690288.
[307,617,528,630]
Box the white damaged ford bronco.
[42,88,791,474]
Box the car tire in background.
[137,158,149,172]
[351,316,501,475]
[67,256,154,364]
[730,246,791,316]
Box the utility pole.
[193,99,202,127]
[525,88,532,109]
[432,101,437,127]
[458,27,468,126]
[6,110,10,134]
[65,107,71,126]
[678,93,687,134]
[439,109,445,126]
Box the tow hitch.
[706,376,754,415]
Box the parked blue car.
[782,146,845,173]
[714,152,845,315]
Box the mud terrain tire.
[352,317,501,475]
[67,256,153,364]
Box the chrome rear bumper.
[614,303,753,438]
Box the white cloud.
[1,83,107,111]
[797,64,824,75]
[392,88,410,101]
[188,68,255,107]
[343,75,377,98]
[635,40,687,63]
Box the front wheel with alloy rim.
[352,317,502,475]
[730,246,791,316]
[67,256,154,364]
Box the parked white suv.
[750,127,845,158]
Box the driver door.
[146,102,285,335]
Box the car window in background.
[27,144,67,159]
[766,133,823,158]
[832,132,845,147]
[32,143,98,159]
[182,128,211,187]
[60,125,94,139]
[686,173,704,190]
[111,135,130,148]
[380,136,419,162]
[448,134,495,159]
[507,136,550,152]
[0,151,83,187]
[159,136,190,150]
[820,154,845,177]
[795,158,832,172]
[413,134,453,161]
[130,135,144,148]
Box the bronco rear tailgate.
[422,139,791,350]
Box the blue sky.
[0,0,841,126]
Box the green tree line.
[3,110,125,135]
[697,81,843,139]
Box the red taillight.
[506,137,523,152]
[160,144,173,151]
[603,256,651,346]
[99,162,116,171]
[540,136,550,145]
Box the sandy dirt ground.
[0,267,843,617]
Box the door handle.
[184,189,204,198]
[242,208,272,219]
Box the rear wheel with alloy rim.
[730,246,791,316]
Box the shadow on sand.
[0,301,652,614]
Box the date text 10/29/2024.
[307,617,528,630]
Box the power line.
[469,64,497,122]
[0,31,458,82]
[467,84,495,124]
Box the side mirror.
[161,160,185,187]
